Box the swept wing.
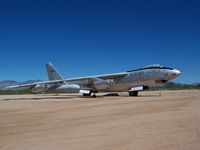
[4,72,128,91]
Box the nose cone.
[168,69,181,80]
[163,68,181,81]
[173,69,181,77]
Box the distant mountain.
[0,80,42,90]
[192,82,200,86]
[0,80,18,90]
[18,80,42,85]
[151,82,200,90]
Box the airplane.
[3,62,181,97]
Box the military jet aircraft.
[4,62,181,97]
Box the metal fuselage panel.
[108,69,162,91]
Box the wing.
[3,72,128,91]
[65,72,128,82]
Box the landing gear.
[83,93,96,98]
[83,93,91,97]
[129,91,138,96]
[82,91,96,98]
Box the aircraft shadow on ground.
[138,94,162,97]
[102,93,161,97]
[1,93,162,100]
[103,93,120,96]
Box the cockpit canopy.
[145,64,162,68]
[127,64,174,72]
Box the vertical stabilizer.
[46,62,64,81]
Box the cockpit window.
[127,64,173,72]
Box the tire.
[83,91,91,97]
[83,93,91,96]
[129,91,138,96]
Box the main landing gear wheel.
[83,93,96,98]
[83,93,91,97]
[82,90,97,98]
[129,91,138,96]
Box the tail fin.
[45,62,64,81]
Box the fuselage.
[103,66,181,92]
[67,65,181,92]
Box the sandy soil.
[0,90,200,150]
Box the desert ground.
[0,90,200,150]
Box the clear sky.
[0,0,199,83]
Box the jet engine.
[31,84,48,92]
[93,80,113,90]
[53,84,80,93]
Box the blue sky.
[0,0,199,83]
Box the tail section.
[46,62,64,81]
